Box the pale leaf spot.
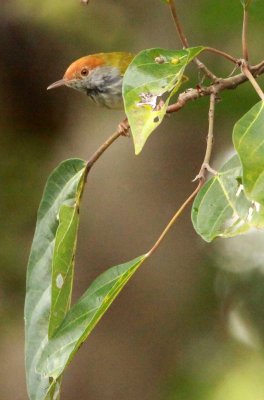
[56,274,64,289]
[247,207,254,222]
[236,184,244,197]
[253,201,261,213]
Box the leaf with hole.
[192,155,264,242]
[123,47,204,154]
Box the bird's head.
[47,54,105,93]
[47,52,134,94]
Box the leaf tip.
[134,140,144,155]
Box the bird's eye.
[81,67,89,76]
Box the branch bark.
[166,61,264,114]
[168,0,218,82]
[242,8,249,61]
[193,92,217,182]
[146,180,203,257]
[84,119,130,180]
[204,47,238,65]
[241,63,264,101]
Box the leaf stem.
[167,0,217,82]
[242,63,264,101]
[242,8,249,61]
[204,47,238,65]
[168,0,189,48]
[146,181,203,258]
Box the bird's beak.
[47,79,66,90]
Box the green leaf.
[24,159,86,400]
[192,155,264,242]
[49,204,79,337]
[37,255,147,380]
[233,101,264,205]
[123,47,204,154]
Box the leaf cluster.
[24,1,264,399]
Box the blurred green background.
[1,0,264,399]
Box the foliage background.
[1,0,264,399]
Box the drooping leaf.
[123,47,204,154]
[24,159,86,400]
[233,101,264,205]
[49,204,79,337]
[37,255,147,380]
[192,155,264,242]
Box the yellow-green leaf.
[123,47,204,154]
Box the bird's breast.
[85,66,124,109]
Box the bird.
[47,52,134,110]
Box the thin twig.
[204,47,239,65]
[146,93,217,257]
[85,131,121,171]
[242,8,249,61]
[166,60,264,114]
[193,59,218,83]
[168,0,189,47]
[241,63,264,101]
[204,93,216,169]
[168,0,218,82]
[84,119,130,180]
[146,181,203,258]
[193,92,217,181]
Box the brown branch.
[241,63,264,101]
[168,0,189,47]
[193,59,218,83]
[204,47,239,65]
[85,131,121,173]
[167,0,217,82]
[146,180,203,258]
[242,8,249,61]
[166,61,264,114]
[193,92,217,182]
[84,119,130,180]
